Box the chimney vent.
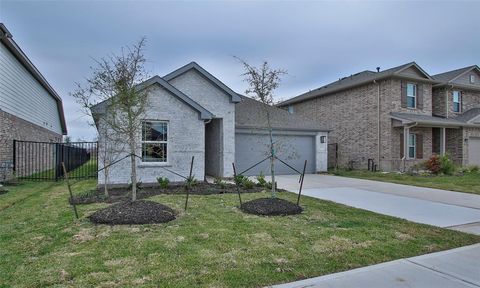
[376,67,381,72]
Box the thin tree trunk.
[130,141,137,201]
[268,127,276,198]
[104,166,109,198]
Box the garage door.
[235,132,316,176]
[469,137,480,166]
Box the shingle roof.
[453,108,480,123]
[390,112,479,127]
[278,62,433,107]
[235,95,329,131]
[432,65,479,83]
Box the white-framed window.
[406,83,417,108]
[141,120,168,163]
[470,74,475,84]
[408,133,416,159]
[453,90,461,113]
[320,136,326,143]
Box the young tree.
[97,126,126,197]
[237,58,287,198]
[72,38,150,201]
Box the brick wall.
[446,128,463,165]
[0,110,62,181]
[432,88,447,117]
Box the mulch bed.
[72,182,282,205]
[240,198,303,216]
[88,200,176,225]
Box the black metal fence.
[13,140,98,181]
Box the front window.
[408,133,416,159]
[453,91,461,113]
[287,106,294,114]
[406,83,417,108]
[470,74,475,84]
[142,121,168,162]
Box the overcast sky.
[1,0,479,140]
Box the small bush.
[425,154,455,175]
[256,172,267,187]
[265,181,277,190]
[156,177,170,189]
[243,178,255,189]
[214,177,227,188]
[185,176,197,188]
[128,181,143,191]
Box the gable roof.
[453,108,480,123]
[163,62,241,103]
[432,65,480,87]
[278,62,435,107]
[91,75,214,120]
[0,23,67,134]
[235,95,329,132]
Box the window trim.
[406,83,417,109]
[141,120,169,163]
[408,133,416,159]
[452,90,461,113]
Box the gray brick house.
[278,62,480,171]
[92,62,328,185]
[0,23,67,180]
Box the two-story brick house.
[278,62,480,171]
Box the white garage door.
[469,138,480,166]
[235,132,316,176]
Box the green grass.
[332,169,480,195]
[1,180,478,287]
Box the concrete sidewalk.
[270,243,480,288]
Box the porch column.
[440,127,446,155]
[403,126,410,159]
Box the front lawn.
[1,180,478,287]
[332,169,480,195]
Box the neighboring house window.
[453,91,461,113]
[320,136,326,143]
[408,133,416,159]
[470,75,475,84]
[406,83,417,108]
[287,106,294,114]
[142,121,168,162]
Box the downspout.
[374,80,381,169]
[401,122,418,172]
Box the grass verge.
[331,169,480,195]
[1,179,478,287]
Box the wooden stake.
[232,163,242,207]
[62,162,78,219]
[184,156,194,211]
[297,160,307,206]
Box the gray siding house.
[0,23,67,180]
[93,62,328,185]
[278,62,480,171]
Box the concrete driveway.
[275,174,480,234]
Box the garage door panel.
[469,138,480,166]
[235,133,315,176]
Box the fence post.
[62,162,78,219]
[12,140,16,174]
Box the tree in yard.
[237,58,287,198]
[72,38,150,201]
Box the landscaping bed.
[71,182,284,204]
[89,200,176,225]
[241,198,302,216]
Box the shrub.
[156,177,169,189]
[425,154,455,175]
[128,181,143,191]
[234,175,247,185]
[185,176,197,188]
[468,165,479,173]
[214,177,227,188]
[256,172,267,187]
[243,178,255,189]
[265,181,277,190]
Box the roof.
[0,23,67,134]
[235,95,329,132]
[163,62,241,103]
[432,65,480,83]
[91,75,214,120]
[453,108,480,123]
[390,112,479,127]
[278,62,435,107]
